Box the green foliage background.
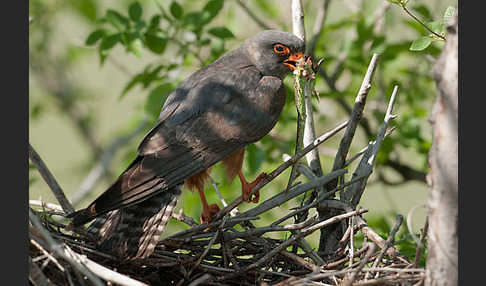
[29,0,455,263]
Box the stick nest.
[29,203,425,286]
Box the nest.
[29,199,426,286]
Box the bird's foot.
[241,172,267,203]
[200,203,220,225]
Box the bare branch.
[29,143,74,214]
[214,121,347,221]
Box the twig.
[29,143,75,214]
[235,168,346,220]
[30,200,64,213]
[366,214,403,280]
[413,217,429,267]
[187,274,212,286]
[235,0,272,30]
[342,242,376,286]
[171,209,199,227]
[30,238,65,272]
[355,216,408,262]
[214,121,348,221]
[307,0,332,56]
[71,121,148,206]
[29,209,105,286]
[29,256,53,286]
[330,53,380,185]
[399,3,446,41]
[243,209,367,273]
[30,209,148,286]
[345,85,399,206]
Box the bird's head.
[244,30,305,79]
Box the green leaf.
[427,21,445,36]
[208,27,234,39]
[68,0,98,22]
[129,2,142,22]
[170,1,184,20]
[201,0,223,24]
[85,29,106,46]
[385,0,401,5]
[409,36,432,51]
[443,6,456,22]
[144,33,168,54]
[204,0,223,17]
[99,33,121,64]
[105,9,129,31]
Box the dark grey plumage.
[69,30,304,260]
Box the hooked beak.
[283,52,304,71]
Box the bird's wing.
[71,66,285,225]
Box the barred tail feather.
[88,186,181,260]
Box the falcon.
[68,30,305,259]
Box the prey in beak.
[283,52,304,71]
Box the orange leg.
[238,170,267,203]
[196,184,220,224]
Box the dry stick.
[71,121,148,206]
[342,242,377,286]
[366,214,404,280]
[234,168,346,220]
[29,209,148,286]
[413,217,429,267]
[307,0,332,56]
[272,174,368,230]
[332,53,380,189]
[29,256,53,286]
[355,216,408,263]
[238,209,367,276]
[213,121,348,221]
[187,274,212,286]
[347,85,399,207]
[29,143,75,215]
[29,209,105,286]
[287,0,326,195]
[30,238,65,272]
[177,216,229,286]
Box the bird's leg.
[196,184,220,224]
[238,170,267,203]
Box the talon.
[200,203,220,225]
[240,172,267,203]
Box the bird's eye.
[273,44,289,55]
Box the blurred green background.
[29,0,456,250]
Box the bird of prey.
[68,30,305,259]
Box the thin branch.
[307,0,332,56]
[366,215,403,280]
[331,53,380,179]
[344,85,399,206]
[413,217,429,267]
[29,143,75,214]
[71,121,148,206]
[235,0,272,30]
[29,257,54,286]
[30,209,148,286]
[400,4,446,41]
[342,243,377,286]
[213,121,347,221]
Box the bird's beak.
[283,52,304,71]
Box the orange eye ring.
[273,44,290,56]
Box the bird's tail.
[87,186,181,259]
